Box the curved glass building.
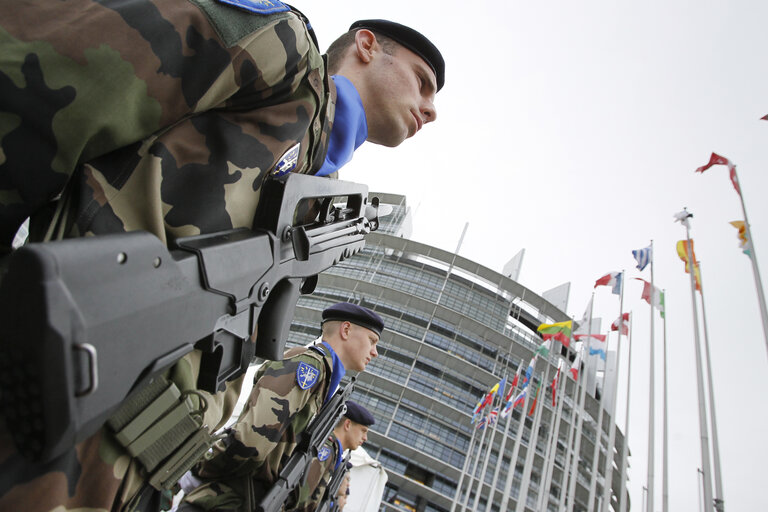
[285,194,628,512]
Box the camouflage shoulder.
[188,0,298,47]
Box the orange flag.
[730,220,751,255]
[676,240,702,291]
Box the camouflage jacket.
[0,0,336,249]
[183,344,337,511]
[288,435,341,512]
[0,1,337,510]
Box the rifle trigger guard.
[74,343,98,397]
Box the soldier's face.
[348,421,369,450]
[345,323,379,372]
[362,44,437,147]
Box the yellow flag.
[676,240,701,291]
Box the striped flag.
[537,321,573,346]
[522,357,536,388]
[595,271,623,295]
[632,245,652,271]
[636,278,665,317]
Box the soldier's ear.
[340,321,352,340]
[354,29,377,63]
[345,419,352,431]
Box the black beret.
[344,400,375,426]
[349,19,445,92]
[322,302,384,336]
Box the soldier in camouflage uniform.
[0,1,443,509]
[300,400,375,512]
[179,303,383,512]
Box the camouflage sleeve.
[196,352,328,480]
[287,435,340,512]
[69,3,330,244]
[1,0,331,248]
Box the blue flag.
[632,245,652,271]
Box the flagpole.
[618,316,634,512]
[566,295,596,512]
[697,262,725,511]
[499,357,538,512]
[450,423,478,512]
[601,271,626,512]
[646,241,656,512]
[733,167,768,358]
[558,353,581,512]
[484,372,521,512]
[662,290,669,512]
[536,357,568,511]
[682,214,715,511]
[460,404,491,512]
[587,358,606,512]
[515,367,550,512]
[469,390,502,511]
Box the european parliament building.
[285,194,629,512]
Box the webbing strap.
[107,377,210,479]
[108,376,170,431]
[126,399,198,470]
[113,384,182,447]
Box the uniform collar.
[334,436,344,471]
[319,341,346,403]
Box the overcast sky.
[300,1,768,510]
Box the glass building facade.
[284,194,628,512]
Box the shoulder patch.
[214,0,290,15]
[272,143,300,176]
[296,361,320,390]
[318,445,331,461]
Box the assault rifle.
[256,377,356,512]
[317,451,351,512]
[0,174,378,464]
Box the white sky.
[300,1,768,510]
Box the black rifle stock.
[0,174,378,463]
[256,378,356,512]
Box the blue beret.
[322,302,384,336]
[349,19,445,92]
[344,401,375,426]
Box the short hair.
[326,29,397,75]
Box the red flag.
[528,383,541,416]
[611,312,630,336]
[504,366,522,402]
[551,367,560,407]
[570,352,581,381]
[694,152,741,196]
[574,333,606,342]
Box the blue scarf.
[315,75,368,176]
[320,341,346,403]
